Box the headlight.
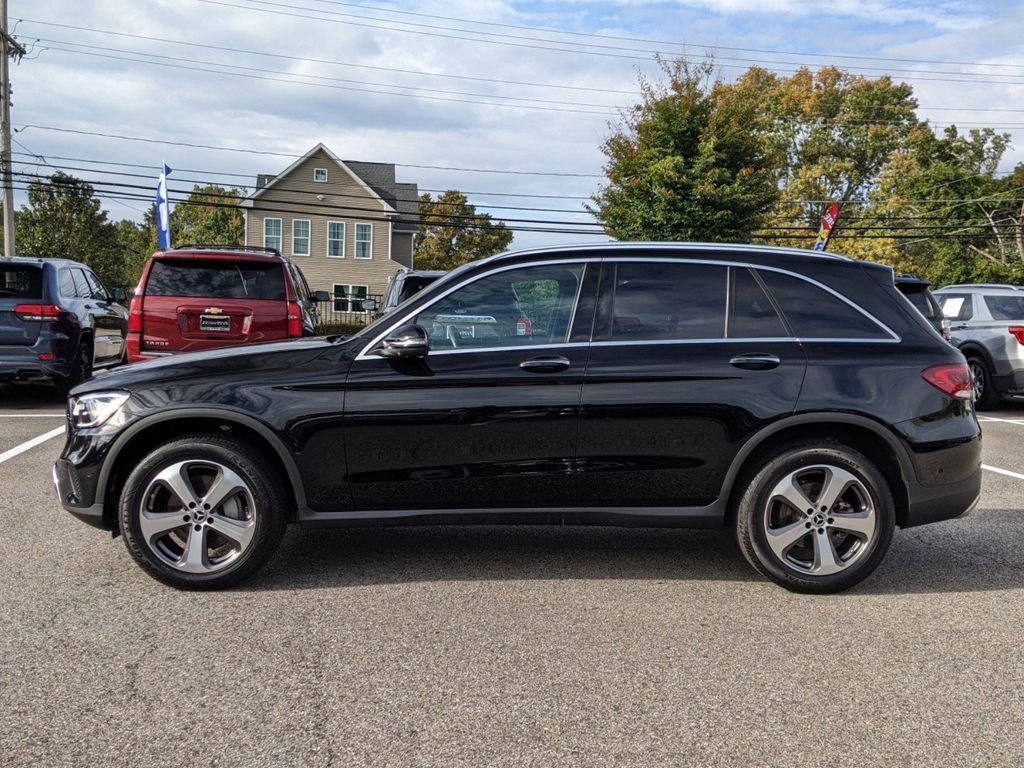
[68,392,130,429]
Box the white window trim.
[263,217,282,251]
[332,283,369,312]
[326,220,346,259]
[313,168,328,182]
[355,222,373,260]
[292,219,311,257]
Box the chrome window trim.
[355,255,900,360]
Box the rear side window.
[0,265,42,299]
[757,270,889,340]
[984,295,1024,321]
[902,288,940,319]
[729,268,788,338]
[398,275,439,303]
[145,260,285,300]
[58,268,76,298]
[939,294,972,321]
[608,262,726,341]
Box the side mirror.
[112,287,128,303]
[371,324,429,359]
[361,298,378,312]
[312,290,331,302]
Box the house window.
[263,218,282,252]
[333,283,368,312]
[355,223,373,259]
[327,221,345,258]
[313,168,328,182]
[292,220,311,256]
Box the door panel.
[340,260,596,513]
[576,261,806,508]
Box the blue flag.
[155,163,172,250]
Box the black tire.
[118,433,288,589]
[967,355,1000,410]
[735,441,895,594]
[57,339,92,396]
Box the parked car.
[1,257,128,393]
[56,242,980,593]
[126,245,328,363]
[933,283,1024,409]
[894,274,948,341]
[371,268,446,318]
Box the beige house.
[242,143,420,310]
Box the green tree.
[172,184,246,247]
[414,191,513,270]
[13,172,129,286]
[589,58,779,242]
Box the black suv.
[55,243,981,593]
[1,257,128,392]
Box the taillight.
[287,301,302,338]
[1010,327,1024,345]
[921,363,973,400]
[13,303,63,321]
[127,294,143,333]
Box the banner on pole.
[812,202,841,251]
[155,163,172,250]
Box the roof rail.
[939,283,1021,290]
[172,244,282,257]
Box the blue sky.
[8,0,1024,250]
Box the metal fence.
[313,293,382,332]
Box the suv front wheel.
[736,441,895,594]
[119,434,287,589]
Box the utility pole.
[1,0,25,259]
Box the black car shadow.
[241,507,1024,596]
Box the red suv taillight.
[921,363,973,400]
[287,301,302,338]
[13,303,63,321]
[127,294,143,333]
[1010,327,1024,345]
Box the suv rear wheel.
[736,441,895,593]
[119,434,287,589]
[966,355,1000,410]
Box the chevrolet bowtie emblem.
[204,307,224,314]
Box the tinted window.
[984,295,1024,321]
[758,270,887,339]
[0,265,42,298]
[84,270,108,300]
[399,275,440,303]
[608,262,726,341]
[58,268,76,298]
[145,260,285,300]
[414,263,584,350]
[71,269,92,299]
[902,287,940,319]
[939,294,972,321]
[730,268,788,338]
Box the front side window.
[939,294,972,321]
[263,218,282,252]
[605,262,727,341]
[355,223,373,259]
[757,270,890,340]
[333,283,368,312]
[411,263,584,350]
[84,270,109,300]
[327,221,345,258]
[292,220,311,256]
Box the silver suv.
[933,284,1024,409]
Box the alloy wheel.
[968,359,985,401]
[138,460,257,574]
[763,464,877,576]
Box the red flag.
[813,202,841,251]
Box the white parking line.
[983,464,1024,481]
[0,413,66,418]
[0,426,66,465]
[978,416,1024,425]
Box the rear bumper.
[903,464,982,528]
[992,368,1024,393]
[0,353,69,383]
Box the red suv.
[126,246,327,363]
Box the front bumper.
[53,462,108,529]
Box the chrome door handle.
[519,355,571,373]
[729,353,781,371]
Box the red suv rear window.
[146,259,285,300]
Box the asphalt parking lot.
[1,383,1023,768]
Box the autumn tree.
[590,58,780,242]
[414,191,513,270]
